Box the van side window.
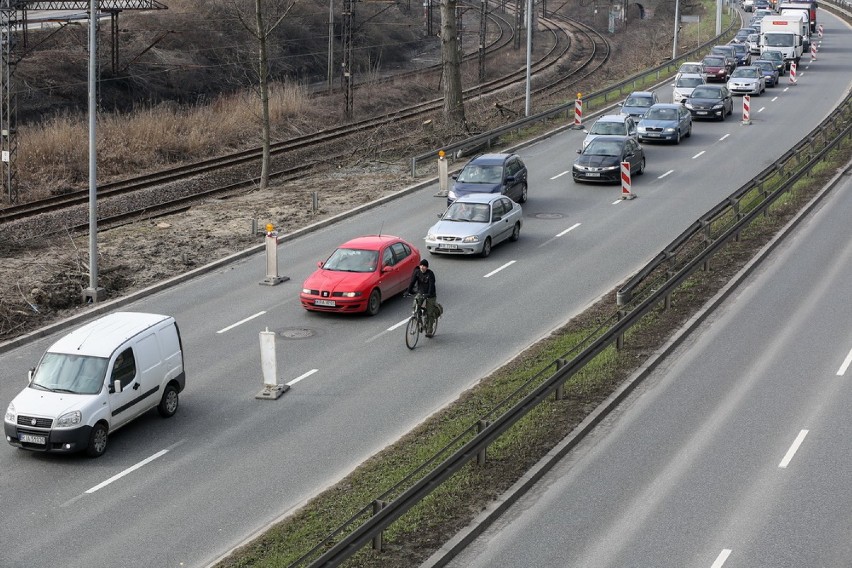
[111,348,137,388]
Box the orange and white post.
[621,161,636,200]
[573,93,583,129]
[742,94,752,125]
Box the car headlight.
[462,236,480,243]
[712,104,723,109]
[684,102,695,109]
[426,232,436,241]
[637,126,647,133]
[664,127,676,133]
[339,292,362,298]
[301,288,311,294]
[55,410,81,428]
[4,402,15,423]
[447,190,457,200]
[602,165,620,171]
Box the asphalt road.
[1,12,850,568]
[446,139,852,568]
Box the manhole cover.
[534,213,564,219]
[278,328,316,339]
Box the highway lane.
[1,12,850,568]
[446,158,852,568]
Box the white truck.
[760,15,805,69]
[778,5,812,48]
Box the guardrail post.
[702,221,712,272]
[616,310,625,350]
[665,251,676,311]
[554,358,566,400]
[477,420,490,465]
[733,199,741,242]
[372,500,387,550]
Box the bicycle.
[404,293,437,349]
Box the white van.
[4,312,185,457]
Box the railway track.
[0,6,607,236]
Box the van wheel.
[158,384,180,418]
[86,423,109,458]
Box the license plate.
[697,111,708,115]
[438,244,458,250]
[646,133,660,137]
[314,299,336,307]
[585,172,601,177]
[20,433,46,445]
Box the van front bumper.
[5,421,92,453]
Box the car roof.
[595,114,631,123]
[453,193,505,204]
[468,153,515,165]
[48,312,172,358]
[628,91,655,97]
[339,235,403,250]
[647,103,682,110]
[588,135,630,143]
[677,73,704,79]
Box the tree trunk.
[440,0,465,125]
[255,0,271,190]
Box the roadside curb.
[419,158,852,568]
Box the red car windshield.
[323,248,380,272]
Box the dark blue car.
[448,153,528,206]
[752,59,780,87]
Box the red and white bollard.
[810,42,818,61]
[818,24,823,38]
[742,94,751,125]
[789,62,797,85]
[620,161,635,200]
[573,93,583,129]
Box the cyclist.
[406,259,439,337]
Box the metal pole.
[327,0,333,92]
[88,0,98,297]
[524,0,532,115]
[672,0,680,60]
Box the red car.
[701,56,730,82]
[300,235,421,315]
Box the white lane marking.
[217,311,266,334]
[658,170,674,179]
[719,134,730,141]
[711,549,733,568]
[538,223,581,248]
[837,346,852,376]
[484,261,516,278]
[758,107,766,113]
[551,170,570,180]
[779,429,809,468]
[287,369,318,386]
[692,150,706,159]
[771,96,779,102]
[783,87,790,93]
[387,318,409,331]
[85,449,169,494]
[612,199,622,205]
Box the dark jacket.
[408,267,436,298]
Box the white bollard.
[256,328,289,399]
[436,150,449,197]
[259,224,290,286]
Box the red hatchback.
[300,235,421,315]
[701,56,730,82]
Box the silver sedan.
[425,193,522,258]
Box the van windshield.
[764,33,794,47]
[31,353,108,395]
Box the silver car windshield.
[30,352,108,395]
[444,202,491,222]
[589,121,627,135]
[457,164,502,184]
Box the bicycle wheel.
[405,316,420,349]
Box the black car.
[683,84,734,121]
[572,136,645,184]
[448,153,528,206]
[729,42,752,66]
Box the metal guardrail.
[301,91,852,568]
[410,14,739,177]
[286,13,852,568]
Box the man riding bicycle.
[406,259,439,337]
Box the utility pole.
[342,0,353,119]
[1,0,17,203]
[478,0,486,82]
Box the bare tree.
[440,0,465,125]
[231,0,296,189]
